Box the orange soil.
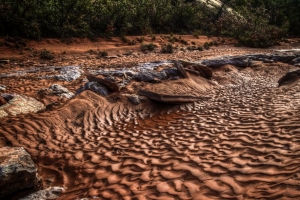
[1,36,300,200]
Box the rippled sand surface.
[1,63,300,200]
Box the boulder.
[19,187,64,200]
[0,147,38,198]
[179,60,213,79]
[201,55,252,68]
[0,85,6,92]
[87,75,120,92]
[278,69,300,86]
[126,94,141,105]
[133,71,168,82]
[163,68,181,77]
[138,72,213,104]
[174,61,188,78]
[77,82,109,96]
[290,57,300,66]
[55,66,83,82]
[40,84,74,99]
[271,54,296,63]
[0,94,45,118]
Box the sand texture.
[1,59,300,199]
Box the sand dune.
[1,60,300,200]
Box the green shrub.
[203,42,210,50]
[99,51,108,57]
[140,43,157,52]
[120,36,130,43]
[137,37,144,43]
[161,44,174,53]
[179,39,189,45]
[197,46,204,51]
[40,49,54,60]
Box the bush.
[203,42,210,50]
[140,43,157,52]
[161,44,174,53]
[197,46,204,51]
[120,36,130,43]
[40,49,54,60]
[99,51,108,57]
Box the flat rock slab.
[199,49,300,68]
[278,69,300,86]
[139,73,213,103]
[0,147,38,198]
[0,94,45,118]
[40,84,74,99]
[87,75,120,92]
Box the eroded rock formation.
[0,147,38,198]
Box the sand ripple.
[1,63,300,199]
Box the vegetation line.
[0,0,299,47]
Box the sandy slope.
[1,37,300,199]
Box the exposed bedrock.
[139,72,214,103]
[0,94,45,118]
[278,69,300,86]
[200,49,300,68]
[39,84,74,99]
[0,147,38,198]
[87,75,120,92]
[76,82,109,96]
[178,60,213,79]
[0,60,300,199]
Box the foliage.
[40,49,54,60]
[161,44,174,54]
[98,51,108,57]
[140,43,157,52]
[0,0,299,47]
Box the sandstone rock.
[77,82,109,96]
[0,85,6,92]
[278,69,300,86]
[0,147,38,198]
[42,84,74,99]
[87,75,120,92]
[179,60,213,79]
[0,60,10,64]
[0,96,7,106]
[19,187,64,200]
[290,57,300,66]
[0,94,45,118]
[126,94,140,105]
[271,54,296,63]
[55,66,83,81]
[164,68,181,77]
[174,60,188,78]
[133,71,168,82]
[138,72,213,104]
[201,55,252,68]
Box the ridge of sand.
[1,60,300,199]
